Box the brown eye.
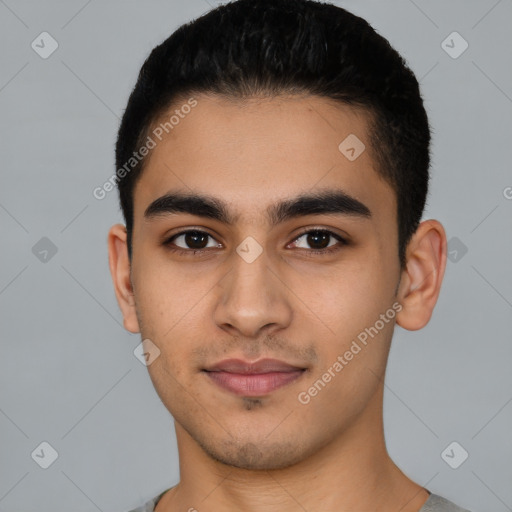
[165,230,221,253]
[305,231,331,250]
[290,229,347,255]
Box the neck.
[157,382,429,512]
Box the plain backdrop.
[0,1,511,511]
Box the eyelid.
[162,226,220,242]
[292,225,349,242]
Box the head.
[109,0,446,470]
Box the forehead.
[133,94,395,226]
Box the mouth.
[202,358,307,397]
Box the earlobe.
[107,224,141,333]
[396,219,447,331]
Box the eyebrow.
[143,189,372,226]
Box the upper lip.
[204,358,305,374]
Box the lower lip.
[204,370,305,396]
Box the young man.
[108,1,472,510]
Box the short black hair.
[115,0,431,268]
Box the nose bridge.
[214,242,292,337]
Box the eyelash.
[163,228,348,257]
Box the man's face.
[128,94,402,469]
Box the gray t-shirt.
[127,488,472,511]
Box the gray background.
[1,0,511,511]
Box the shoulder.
[125,495,158,512]
[125,488,170,512]
[420,492,473,512]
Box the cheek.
[132,256,195,333]
[132,262,210,364]
[298,262,386,323]
[295,258,395,361]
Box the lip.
[203,358,306,397]
[205,358,304,373]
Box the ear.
[107,224,140,333]
[396,219,447,331]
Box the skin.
[108,94,447,512]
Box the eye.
[164,230,221,254]
[289,229,347,255]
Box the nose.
[213,248,293,339]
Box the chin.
[199,437,309,471]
